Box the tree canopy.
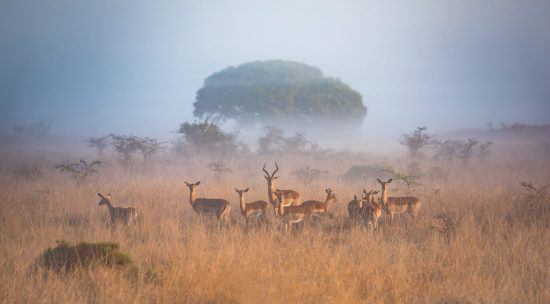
[193,60,367,127]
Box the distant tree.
[176,120,240,155]
[135,137,164,163]
[12,121,51,142]
[208,161,233,183]
[258,127,285,154]
[293,166,328,188]
[14,165,43,181]
[193,60,366,128]
[341,164,391,182]
[87,136,110,156]
[456,138,479,164]
[381,164,423,194]
[110,134,141,167]
[433,139,461,161]
[257,127,313,154]
[400,127,436,157]
[282,132,310,154]
[477,140,494,161]
[55,159,101,186]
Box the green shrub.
[32,240,132,273]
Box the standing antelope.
[348,194,366,221]
[301,188,337,217]
[361,189,381,229]
[275,192,314,233]
[185,181,231,222]
[235,188,269,227]
[377,178,421,225]
[97,193,138,226]
[263,162,301,210]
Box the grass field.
[0,150,548,303]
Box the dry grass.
[0,152,549,303]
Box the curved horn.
[262,162,270,177]
[273,162,279,176]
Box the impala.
[97,193,138,226]
[301,188,337,217]
[185,181,231,222]
[348,194,366,221]
[362,189,381,229]
[275,192,314,233]
[235,187,269,227]
[377,178,421,225]
[263,162,301,210]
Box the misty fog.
[1,0,549,145]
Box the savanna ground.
[0,146,549,303]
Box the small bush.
[31,241,132,274]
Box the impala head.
[363,189,379,201]
[262,162,280,184]
[97,193,112,206]
[185,181,201,191]
[377,178,392,190]
[326,188,337,202]
[234,187,250,198]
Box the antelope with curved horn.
[263,162,301,211]
[275,192,314,233]
[235,187,269,227]
[301,188,337,217]
[377,178,421,225]
[97,193,138,226]
[185,181,231,222]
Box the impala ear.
[97,193,104,198]
[244,188,249,192]
[377,178,382,183]
[273,176,279,180]
[107,193,111,198]
[235,188,239,193]
[373,191,379,194]
[363,189,367,194]
[387,179,392,183]
[354,195,358,200]
[195,181,201,186]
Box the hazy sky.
[1,0,549,138]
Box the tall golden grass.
[0,152,548,303]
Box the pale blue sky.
[1,0,549,138]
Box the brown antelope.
[348,194,366,221]
[235,188,269,227]
[97,193,138,226]
[275,192,314,233]
[377,178,421,225]
[362,189,381,229]
[301,188,337,217]
[263,162,301,210]
[185,181,231,222]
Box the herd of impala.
[96,162,421,232]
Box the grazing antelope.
[97,193,138,226]
[301,188,337,217]
[235,188,269,227]
[377,178,421,225]
[275,192,314,233]
[263,162,301,210]
[185,181,231,222]
[362,189,381,229]
[348,194,366,221]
